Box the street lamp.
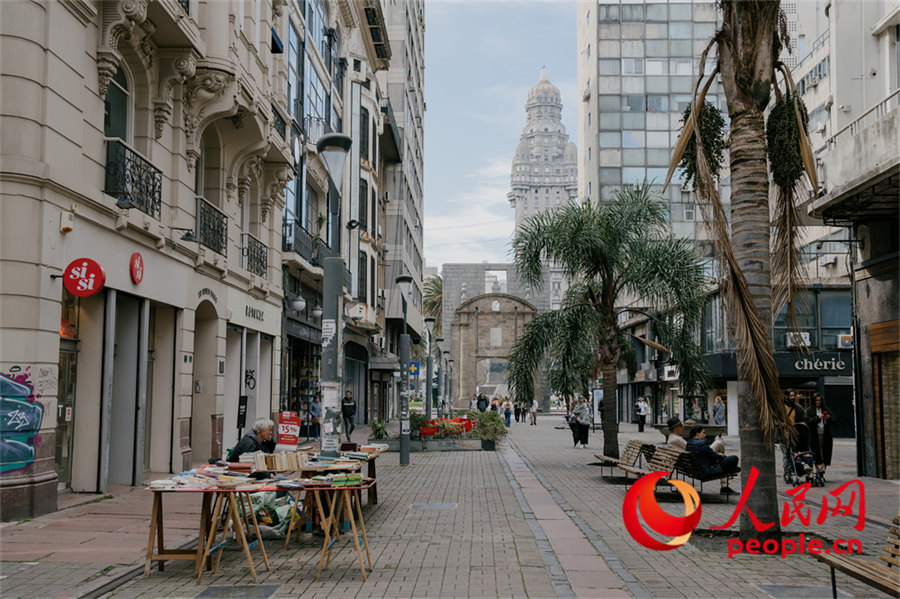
[448,358,455,417]
[315,132,351,457]
[396,272,414,465]
[424,317,435,420]
[442,350,450,417]
[291,297,307,313]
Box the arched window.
[104,65,130,140]
[491,300,500,312]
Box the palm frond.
[422,275,443,336]
[507,311,559,404]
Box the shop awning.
[369,354,400,371]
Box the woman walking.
[805,392,835,481]
[502,398,513,427]
[573,397,592,448]
[713,396,726,426]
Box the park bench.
[673,451,741,503]
[593,440,643,477]
[815,512,900,599]
[617,446,681,482]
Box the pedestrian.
[713,395,726,425]
[502,398,513,427]
[309,395,321,437]
[477,394,488,412]
[805,392,835,481]
[780,388,805,482]
[635,397,649,432]
[530,398,538,425]
[490,398,499,412]
[514,401,521,423]
[470,394,478,411]
[573,397,592,448]
[686,425,739,494]
[341,390,356,443]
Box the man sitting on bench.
[668,418,725,453]
[686,425,739,495]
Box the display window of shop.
[56,289,79,489]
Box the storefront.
[344,339,369,428]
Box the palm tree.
[423,275,443,337]
[665,1,817,542]
[508,185,711,458]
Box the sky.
[423,0,577,272]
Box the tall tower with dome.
[508,67,578,310]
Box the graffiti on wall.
[1,368,46,474]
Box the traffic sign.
[409,362,420,376]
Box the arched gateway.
[450,293,539,407]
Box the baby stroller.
[786,421,824,487]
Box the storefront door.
[55,340,78,490]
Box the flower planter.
[423,438,482,451]
[369,438,423,452]
[481,439,496,451]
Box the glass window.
[646,4,667,21]
[622,131,645,147]
[359,178,368,231]
[623,113,644,128]
[597,4,619,21]
[646,59,666,76]
[104,65,130,140]
[623,149,644,166]
[623,95,645,112]
[646,112,669,130]
[287,24,303,117]
[670,4,692,20]
[360,106,369,161]
[695,23,716,39]
[647,148,670,165]
[358,254,368,303]
[820,291,851,327]
[598,59,620,75]
[646,76,668,93]
[599,131,620,147]
[599,168,621,185]
[646,23,668,39]
[621,4,643,21]
[598,95,619,111]
[672,95,692,112]
[600,112,621,129]
[304,183,319,232]
[647,131,669,147]
[307,0,327,58]
[623,167,646,184]
[305,56,327,121]
[622,58,643,75]
[647,95,669,112]
[670,40,693,56]
[646,40,668,57]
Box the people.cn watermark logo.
[622,472,702,551]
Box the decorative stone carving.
[272,0,287,18]
[260,164,293,221]
[152,49,198,139]
[97,0,149,95]
[183,69,233,141]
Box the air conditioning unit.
[819,254,838,267]
[786,331,811,348]
[373,335,385,350]
[377,288,386,299]
[839,335,853,349]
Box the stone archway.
[450,293,539,408]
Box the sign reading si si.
[409,362,420,376]
[129,253,144,285]
[63,258,105,297]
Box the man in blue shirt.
[686,425,739,494]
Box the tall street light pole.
[424,317,435,421]
[396,273,413,466]
[434,337,443,417]
[316,133,351,457]
[448,358,455,417]
[442,350,449,417]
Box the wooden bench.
[618,446,681,481]
[673,452,741,502]
[815,513,900,599]
[593,440,643,477]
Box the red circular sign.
[63,258,106,297]
[129,253,144,285]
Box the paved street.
[1,416,897,599]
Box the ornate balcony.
[282,219,317,265]
[242,232,267,277]
[104,138,162,219]
[303,115,333,146]
[196,196,227,256]
[272,104,287,140]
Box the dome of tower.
[564,142,577,161]
[527,66,560,104]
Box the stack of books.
[240,451,310,472]
[332,473,362,487]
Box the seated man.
[686,425,739,494]
[227,418,276,462]
[666,417,687,450]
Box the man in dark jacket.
[341,390,357,443]
[686,425,739,494]
[477,394,488,412]
[227,418,275,462]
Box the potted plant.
[472,411,507,451]
[369,420,389,440]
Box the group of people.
[780,389,835,481]
[666,416,738,494]
[471,394,538,427]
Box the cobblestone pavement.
[1,415,897,599]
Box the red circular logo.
[63,258,106,297]
[129,253,144,285]
[622,472,702,551]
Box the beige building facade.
[0,0,293,518]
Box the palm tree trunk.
[600,360,619,458]
[729,108,782,542]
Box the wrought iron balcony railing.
[242,232,267,277]
[196,196,227,256]
[303,115,333,146]
[282,219,317,265]
[272,104,287,140]
[104,138,162,220]
[344,267,352,291]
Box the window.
[622,58,643,75]
[359,178,368,231]
[683,204,695,221]
[621,4,643,21]
[623,95,644,112]
[673,59,693,76]
[646,95,669,112]
[647,131,668,148]
[646,59,666,76]
[104,65,130,140]
[304,183,319,232]
[358,255,367,303]
[622,131,644,147]
[598,59,620,75]
[360,106,369,161]
[597,4,619,21]
[307,0,327,58]
[287,25,303,117]
[370,256,376,307]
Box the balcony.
[272,104,287,140]
[104,138,162,220]
[304,115,332,146]
[196,196,227,256]
[283,219,317,265]
[242,232,267,277]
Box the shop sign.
[63,258,105,297]
[245,306,265,321]
[278,411,301,445]
[793,356,848,372]
[198,288,218,303]
[129,253,144,285]
[776,351,852,376]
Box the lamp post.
[442,350,449,417]
[434,337,443,417]
[316,132,352,457]
[424,317,435,420]
[448,358,455,417]
[395,272,414,466]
